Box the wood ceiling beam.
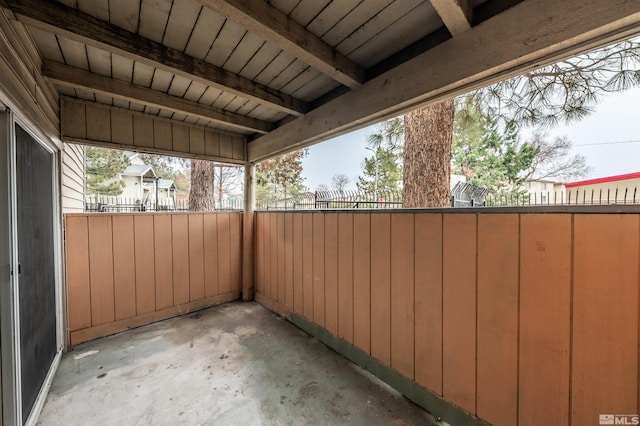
[1,0,308,116]
[42,60,273,134]
[199,0,366,88]
[248,0,640,161]
[429,0,473,36]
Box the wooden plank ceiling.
[0,0,639,161]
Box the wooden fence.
[65,212,242,345]
[254,211,639,426]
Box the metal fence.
[86,187,640,212]
[255,190,403,210]
[84,196,243,212]
[483,187,640,207]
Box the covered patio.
[38,301,440,425]
[0,0,639,425]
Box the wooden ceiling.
[1,0,639,162]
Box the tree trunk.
[189,160,215,211]
[403,99,454,207]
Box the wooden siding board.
[188,214,205,302]
[189,126,205,155]
[284,213,294,308]
[312,213,325,326]
[229,213,242,293]
[262,213,271,298]
[154,214,173,309]
[184,6,225,59]
[277,213,286,304]
[223,31,265,74]
[414,213,443,395]
[337,213,354,344]
[62,99,86,139]
[324,213,339,336]
[205,20,246,68]
[255,213,263,296]
[65,216,91,331]
[138,0,172,43]
[370,213,391,365]
[442,214,477,414]
[85,103,111,142]
[218,213,232,294]
[477,214,519,426]
[153,119,172,151]
[112,215,137,321]
[302,213,313,320]
[109,0,140,33]
[133,114,154,148]
[172,123,190,153]
[353,213,371,354]
[162,0,201,51]
[293,213,304,314]
[572,215,639,426]
[390,213,415,380]
[86,44,111,77]
[203,213,220,297]
[519,214,571,426]
[28,27,64,62]
[133,215,155,315]
[87,216,115,326]
[58,36,89,69]
[111,54,134,83]
[269,213,278,301]
[110,107,134,144]
[171,215,190,305]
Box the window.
[541,182,547,190]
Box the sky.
[301,87,640,190]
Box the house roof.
[525,178,565,185]
[143,179,176,190]
[565,172,640,188]
[157,179,175,189]
[2,0,637,163]
[122,164,155,177]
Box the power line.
[574,139,640,147]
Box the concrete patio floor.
[38,302,442,425]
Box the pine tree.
[85,147,130,196]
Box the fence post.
[450,195,455,207]
[242,163,255,301]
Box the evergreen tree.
[357,119,403,194]
[85,147,130,196]
[255,150,308,205]
[357,147,402,193]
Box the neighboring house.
[87,151,176,209]
[524,179,566,204]
[565,171,640,204]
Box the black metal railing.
[84,196,243,212]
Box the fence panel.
[65,212,243,345]
[253,210,640,426]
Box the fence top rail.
[254,204,640,215]
[65,210,244,217]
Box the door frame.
[0,105,64,425]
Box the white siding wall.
[120,175,144,200]
[61,143,85,213]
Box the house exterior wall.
[120,175,143,200]
[524,180,566,204]
[61,143,85,213]
[0,9,63,426]
[566,177,640,204]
